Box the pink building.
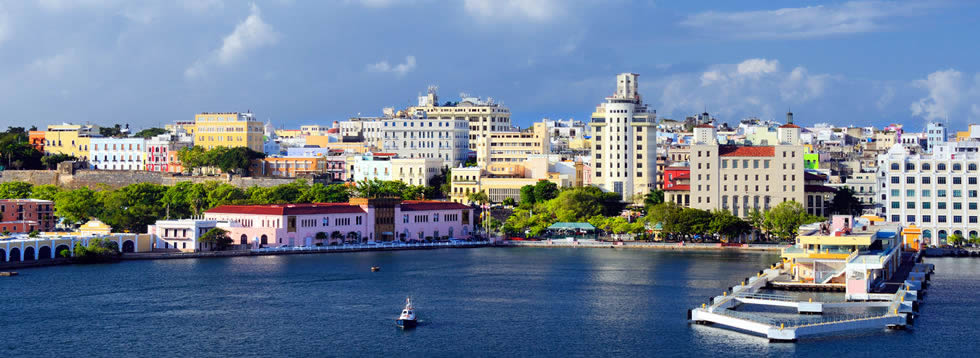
[196,199,473,249]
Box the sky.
[1,0,979,132]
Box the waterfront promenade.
[500,240,786,252]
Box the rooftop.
[718,146,775,157]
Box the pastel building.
[173,199,473,249]
[349,152,442,186]
[194,112,264,152]
[44,123,100,160]
[89,137,147,170]
[146,130,193,173]
[0,199,56,233]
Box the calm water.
[1,248,978,357]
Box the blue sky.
[1,0,979,132]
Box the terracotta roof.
[326,128,339,133]
[805,185,837,193]
[206,203,366,216]
[371,152,396,156]
[664,185,690,191]
[718,146,775,157]
[400,200,471,211]
[779,123,801,128]
[695,124,714,128]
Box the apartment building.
[0,199,56,233]
[146,130,193,173]
[251,156,327,178]
[193,112,264,152]
[450,156,581,204]
[680,114,805,217]
[43,123,100,160]
[89,137,146,170]
[339,114,468,167]
[475,122,550,170]
[589,73,658,200]
[876,141,980,245]
[349,153,442,186]
[406,86,511,150]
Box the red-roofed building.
[148,198,473,251]
[680,115,804,217]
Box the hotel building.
[406,86,512,150]
[339,113,469,167]
[89,137,147,170]
[475,122,550,170]
[589,73,658,200]
[876,141,980,245]
[193,112,264,152]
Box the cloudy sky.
[1,0,978,131]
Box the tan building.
[681,117,805,217]
[589,73,658,200]
[250,156,327,178]
[406,86,511,150]
[194,112,264,152]
[476,122,550,171]
[450,156,583,204]
[165,121,197,136]
[43,123,100,160]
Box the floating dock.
[689,262,933,342]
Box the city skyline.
[1,1,978,131]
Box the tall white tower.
[589,73,658,201]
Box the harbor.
[689,215,934,342]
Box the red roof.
[206,203,365,216]
[695,124,714,128]
[663,185,690,192]
[400,200,470,211]
[718,146,775,157]
[779,123,801,129]
[371,152,396,156]
[326,128,339,133]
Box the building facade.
[406,86,512,150]
[193,112,264,152]
[89,137,147,170]
[349,153,441,186]
[339,115,469,167]
[876,142,980,245]
[43,123,99,160]
[475,122,550,170]
[145,131,193,173]
[0,199,55,233]
[589,73,658,200]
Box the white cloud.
[876,85,896,110]
[463,0,560,22]
[0,4,8,45]
[185,3,278,79]
[367,56,417,77]
[654,58,833,121]
[909,69,980,122]
[680,1,928,39]
[29,51,75,77]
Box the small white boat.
[396,297,417,329]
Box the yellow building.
[250,156,326,178]
[304,135,378,152]
[476,122,550,171]
[43,124,100,160]
[450,166,572,204]
[193,112,264,152]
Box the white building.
[926,122,947,152]
[588,73,658,200]
[339,114,469,168]
[349,152,442,186]
[89,137,146,170]
[877,142,980,245]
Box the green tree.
[198,228,233,250]
[99,124,123,137]
[299,183,351,203]
[502,197,516,207]
[98,183,167,233]
[72,238,121,263]
[643,190,665,212]
[0,181,33,199]
[830,187,862,216]
[519,185,536,207]
[54,187,101,226]
[709,210,752,242]
[207,183,248,207]
[0,134,43,170]
[133,128,167,139]
[467,190,489,205]
[948,233,966,246]
[533,181,559,202]
[40,153,77,170]
[29,184,61,201]
[765,201,820,242]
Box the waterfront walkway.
[501,240,785,251]
[121,241,492,260]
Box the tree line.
[176,146,266,176]
[0,178,442,234]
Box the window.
[954,163,962,171]
[922,189,931,197]
[891,163,899,170]
[891,189,900,197]
[403,215,409,223]
[906,163,915,171]
[971,216,978,224]
[891,215,900,222]
[906,177,915,184]
[970,164,978,171]
[906,189,915,197]
[972,203,978,210]
[922,215,931,223]
[907,202,915,209]
[954,190,963,198]
[923,202,931,209]
[954,203,963,210]
[954,216,963,223]
[922,177,931,184]
[891,176,899,184]
[938,163,947,171]
[971,177,978,185]
[891,201,900,209]
[938,202,947,209]
[923,163,931,170]
[954,177,962,185]
[722,160,727,169]
[938,215,947,223]
[939,177,947,184]
[907,215,916,223]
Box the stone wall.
[0,169,296,189]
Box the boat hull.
[396,319,417,328]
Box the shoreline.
[499,241,785,252]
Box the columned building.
[589,73,658,200]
